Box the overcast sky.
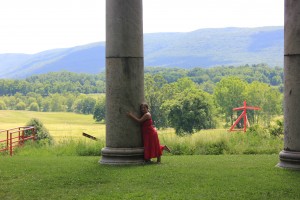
[0,0,283,54]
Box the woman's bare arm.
[127,112,151,123]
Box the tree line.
[0,71,106,96]
[145,63,283,91]
[0,64,283,135]
[0,64,282,96]
[145,75,282,135]
[0,92,105,115]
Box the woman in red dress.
[127,103,171,163]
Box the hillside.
[0,26,283,78]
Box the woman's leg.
[157,156,161,163]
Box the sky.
[0,0,283,54]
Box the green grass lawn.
[0,110,295,199]
[0,155,300,200]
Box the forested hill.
[0,64,283,96]
[0,26,283,78]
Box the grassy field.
[0,110,105,141]
[0,110,295,199]
[0,110,283,156]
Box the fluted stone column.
[100,0,144,164]
[278,0,300,170]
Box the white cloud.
[0,0,283,54]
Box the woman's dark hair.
[140,103,149,115]
[140,103,149,109]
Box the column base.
[277,150,300,170]
[100,147,144,165]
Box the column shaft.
[100,0,144,165]
[278,0,300,169]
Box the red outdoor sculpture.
[229,100,261,132]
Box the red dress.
[141,118,164,160]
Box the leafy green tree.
[41,98,51,112]
[27,97,36,106]
[200,81,215,94]
[245,81,282,125]
[93,97,106,122]
[14,92,23,101]
[16,102,26,110]
[144,74,168,129]
[29,102,39,111]
[50,93,66,112]
[271,75,282,85]
[5,96,17,110]
[0,100,7,110]
[72,98,84,114]
[213,76,247,124]
[81,97,96,114]
[83,80,92,94]
[161,78,216,135]
[165,89,215,135]
[73,95,96,114]
[95,80,106,93]
[63,93,76,112]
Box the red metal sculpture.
[229,100,261,132]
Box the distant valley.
[0,26,283,78]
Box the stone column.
[100,0,144,165]
[278,0,300,169]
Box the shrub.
[25,118,53,145]
[204,139,228,155]
[246,124,270,139]
[171,142,195,155]
[15,139,104,156]
[269,119,284,137]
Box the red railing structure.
[229,101,261,132]
[0,126,36,156]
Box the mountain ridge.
[0,26,283,78]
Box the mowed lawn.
[1,155,300,200]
